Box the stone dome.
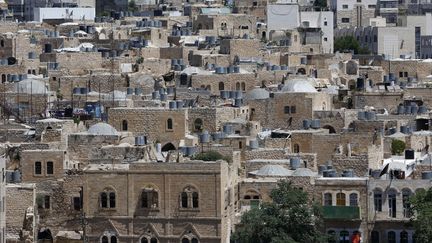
[250,165,292,177]
[281,79,317,93]
[87,123,118,136]
[246,88,270,100]
[292,168,316,177]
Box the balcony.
[322,206,361,220]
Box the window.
[142,188,158,209]
[44,195,50,209]
[101,236,108,243]
[342,18,350,23]
[368,4,376,8]
[180,186,199,209]
[336,193,346,206]
[218,82,224,91]
[194,118,203,132]
[182,238,189,243]
[166,118,173,130]
[73,196,82,210]
[400,231,408,243]
[290,106,296,113]
[35,161,42,175]
[342,4,348,9]
[293,144,300,153]
[46,161,53,175]
[241,82,246,91]
[374,190,382,211]
[328,230,336,243]
[324,21,327,26]
[371,231,379,243]
[122,120,128,131]
[110,236,117,243]
[284,106,290,114]
[339,230,349,243]
[253,1,257,6]
[324,193,332,206]
[324,37,328,42]
[239,141,243,149]
[236,82,240,90]
[141,238,148,243]
[388,231,396,243]
[402,189,412,218]
[100,190,116,208]
[349,193,358,206]
[388,190,397,218]
[357,0,361,2]
[191,238,198,243]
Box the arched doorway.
[38,228,53,242]
[161,143,176,152]
[323,125,336,134]
[297,68,306,75]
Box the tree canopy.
[334,36,370,54]
[231,180,326,243]
[410,188,432,242]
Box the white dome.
[250,165,292,177]
[292,168,316,177]
[246,88,270,100]
[14,78,48,94]
[87,123,118,136]
[281,79,317,93]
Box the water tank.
[405,149,415,159]
[173,65,182,71]
[169,101,177,109]
[290,158,301,170]
[389,73,395,81]
[152,91,159,100]
[365,111,376,120]
[199,131,210,143]
[280,65,288,70]
[13,170,21,183]
[389,127,397,134]
[357,111,366,120]
[28,52,36,59]
[215,67,225,74]
[233,66,240,73]
[311,119,321,129]
[400,126,408,134]
[159,88,166,95]
[318,165,327,175]
[234,98,242,107]
[135,88,143,95]
[249,139,259,149]
[411,104,418,114]
[135,136,142,146]
[421,171,432,179]
[235,90,243,99]
[303,119,311,129]
[220,90,229,99]
[167,87,175,94]
[185,146,197,156]
[73,87,82,94]
[229,91,236,99]
[44,43,52,53]
[156,143,162,153]
[94,106,101,118]
[371,169,381,179]
[271,65,281,71]
[227,66,235,74]
[397,105,405,115]
[404,106,411,114]
[176,100,184,108]
[418,105,427,114]
[177,59,184,65]
[223,124,233,135]
[383,75,389,82]
[160,93,167,101]
[80,88,88,94]
[342,169,354,177]
[127,87,134,95]
[323,169,336,177]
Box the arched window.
[122,120,128,131]
[109,192,116,208]
[293,144,300,153]
[180,186,199,209]
[46,161,54,175]
[182,238,190,243]
[100,190,116,208]
[324,193,332,206]
[194,118,203,132]
[374,189,383,212]
[218,82,224,91]
[0,40,4,47]
[166,118,173,130]
[244,190,260,200]
[150,238,157,243]
[191,238,199,243]
[371,231,379,243]
[101,192,108,208]
[349,193,358,206]
[1,74,5,83]
[101,236,108,243]
[336,192,346,206]
[142,187,158,209]
[35,161,42,175]
[181,192,188,208]
[339,230,349,243]
[110,236,117,243]
[388,189,397,218]
[388,231,396,243]
[236,82,240,90]
[141,238,148,243]
[402,189,412,218]
[327,230,336,243]
[192,192,199,208]
[241,82,246,91]
[400,231,408,243]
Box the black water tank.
[405,149,414,160]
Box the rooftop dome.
[87,123,118,136]
[250,165,292,177]
[292,168,316,177]
[14,78,48,94]
[246,88,270,100]
[281,79,317,93]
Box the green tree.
[334,36,370,54]
[128,0,138,12]
[313,0,328,10]
[232,180,326,243]
[410,188,432,242]
[391,139,406,155]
